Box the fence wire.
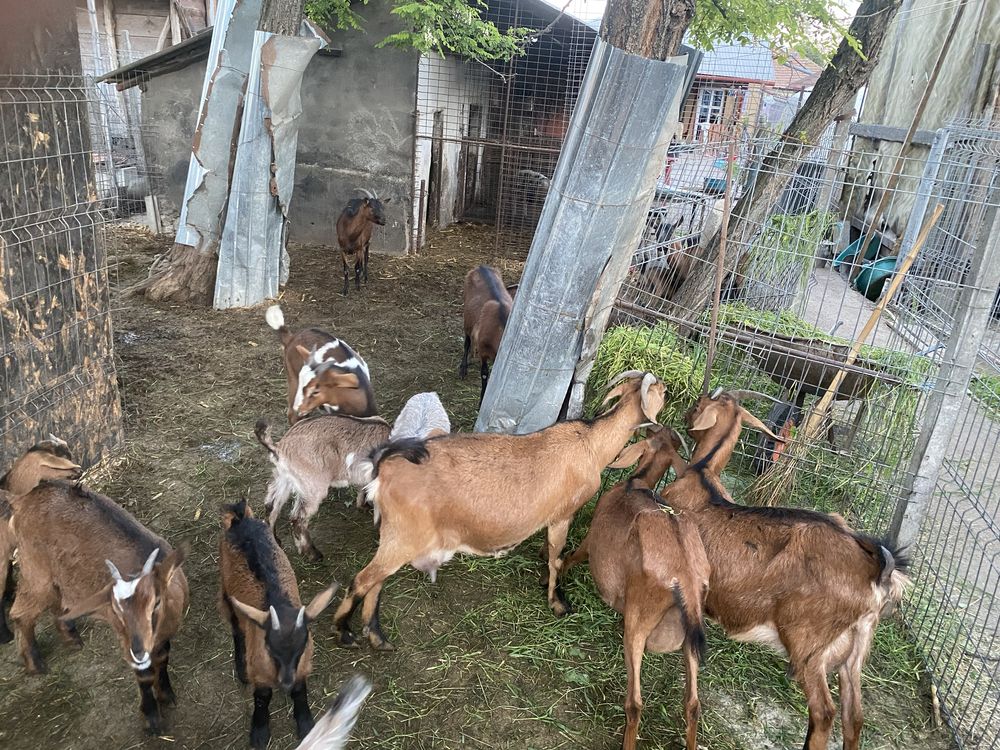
[0,74,122,469]
[601,117,1000,749]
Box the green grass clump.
[969,372,1000,422]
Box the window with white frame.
[695,87,727,141]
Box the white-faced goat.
[9,479,188,734]
[266,305,377,424]
[0,436,82,644]
[336,188,388,296]
[255,414,391,561]
[219,500,338,749]
[670,389,911,750]
[560,425,709,750]
[332,370,665,650]
[460,265,514,404]
[294,674,372,750]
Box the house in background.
[759,51,823,132]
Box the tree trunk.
[600,0,695,60]
[261,0,304,34]
[135,0,304,305]
[669,0,903,324]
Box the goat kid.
[10,480,188,734]
[336,188,388,296]
[0,436,82,644]
[673,389,911,750]
[460,265,514,405]
[219,500,338,748]
[561,425,708,750]
[332,370,665,651]
[256,415,391,561]
[266,304,376,424]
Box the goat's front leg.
[0,560,15,643]
[479,357,490,406]
[250,686,273,749]
[622,610,649,750]
[459,335,471,379]
[355,258,362,290]
[545,520,572,616]
[136,667,163,735]
[342,253,350,296]
[559,536,590,581]
[290,680,315,739]
[363,241,370,283]
[51,603,83,648]
[153,640,175,706]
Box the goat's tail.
[294,674,372,750]
[368,438,430,480]
[265,304,293,345]
[672,580,707,663]
[254,419,279,461]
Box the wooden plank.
[848,122,937,147]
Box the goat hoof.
[303,546,324,563]
[369,636,395,652]
[144,717,165,736]
[550,594,573,618]
[249,726,270,749]
[337,628,359,648]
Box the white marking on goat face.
[130,648,151,671]
[113,577,142,603]
[294,363,318,410]
[731,623,787,655]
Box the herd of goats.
[0,255,910,750]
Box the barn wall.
[143,3,417,252]
[1,0,123,470]
[849,0,1000,234]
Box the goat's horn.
[710,387,723,399]
[106,560,123,582]
[673,428,690,457]
[606,370,646,389]
[269,605,281,631]
[727,390,782,404]
[355,187,374,200]
[141,548,159,576]
[296,606,306,629]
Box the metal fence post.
[894,128,949,273]
[889,197,1000,549]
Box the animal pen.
[601,117,1000,749]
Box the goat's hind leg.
[289,491,324,562]
[459,335,471,379]
[544,520,572,616]
[263,474,294,546]
[10,582,54,673]
[363,241,370,283]
[621,600,660,750]
[153,639,176,706]
[798,658,836,750]
[0,559,15,643]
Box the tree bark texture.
[261,0,305,34]
[600,0,695,60]
[669,0,903,324]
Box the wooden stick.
[702,136,738,392]
[800,202,945,440]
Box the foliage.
[969,372,1000,423]
[691,0,859,62]
[306,0,533,60]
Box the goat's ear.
[38,454,82,473]
[382,197,392,204]
[321,371,361,389]
[738,407,786,443]
[608,440,648,469]
[60,583,112,621]
[295,344,311,360]
[601,382,630,409]
[157,545,187,587]
[303,583,340,622]
[229,596,270,629]
[689,403,719,432]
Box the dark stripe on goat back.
[478,265,511,326]
[35,479,164,559]
[224,502,294,608]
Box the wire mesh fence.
[0,74,122,468]
[597,117,1000,749]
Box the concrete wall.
[142,1,418,252]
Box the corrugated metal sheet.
[475,39,689,433]
[214,29,323,309]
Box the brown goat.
[0,437,82,644]
[219,500,337,748]
[10,480,188,734]
[636,233,699,302]
[255,415,391,561]
[561,425,709,750]
[460,265,514,405]
[336,188,388,296]
[266,304,377,424]
[332,370,666,650]
[670,389,910,750]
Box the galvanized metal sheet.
[476,40,689,433]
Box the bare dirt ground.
[0,224,955,749]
